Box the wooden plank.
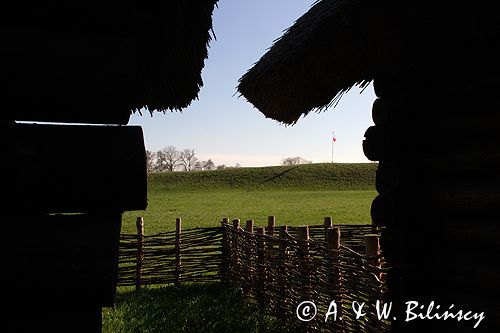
[7,122,147,213]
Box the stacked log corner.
[366,75,500,332]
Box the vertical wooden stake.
[324,216,333,228]
[135,216,144,291]
[256,227,266,310]
[278,226,289,319]
[298,226,313,330]
[267,216,276,237]
[175,218,182,286]
[232,218,240,229]
[243,220,254,296]
[298,226,311,295]
[365,234,381,330]
[245,219,254,233]
[326,227,341,250]
[221,217,230,283]
[231,219,241,284]
[326,227,342,330]
[365,234,381,269]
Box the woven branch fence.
[118,216,389,332]
[118,218,222,288]
[221,217,389,333]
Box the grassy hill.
[149,163,377,192]
[121,163,377,234]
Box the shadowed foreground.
[103,283,299,333]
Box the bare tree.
[204,159,215,171]
[179,148,198,171]
[192,161,204,171]
[145,150,156,173]
[156,146,181,172]
[282,156,312,166]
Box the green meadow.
[121,163,378,234]
[104,163,377,332]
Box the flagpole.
[331,131,335,163]
[331,138,334,163]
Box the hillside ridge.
[148,163,377,191]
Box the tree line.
[146,147,313,172]
[146,146,239,173]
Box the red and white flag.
[332,131,337,142]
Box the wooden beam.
[7,123,147,213]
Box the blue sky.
[129,0,376,167]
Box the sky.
[129,0,376,167]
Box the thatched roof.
[3,0,218,124]
[237,0,500,124]
[238,0,377,125]
[132,0,219,115]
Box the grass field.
[103,283,300,333]
[104,163,377,332]
[121,163,377,234]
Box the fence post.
[298,226,313,331]
[245,219,254,233]
[135,217,144,291]
[267,216,276,236]
[365,234,382,331]
[326,227,342,330]
[221,217,230,283]
[324,216,333,228]
[278,226,289,320]
[298,227,311,299]
[175,218,182,286]
[243,220,254,296]
[365,234,381,277]
[230,219,241,286]
[256,227,266,311]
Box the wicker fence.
[221,218,389,332]
[118,218,222,288]
[118,216,389,332]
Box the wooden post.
[231,219,241,285]
[326,227,341,250]
[298,226,313,330]
[324,216,333,228]
[221,217,230,283]
[245,219,254,233]
[265,216,276,295]
[326,227,342,330]
[175,218,182,286]
[365,234,381,281]
[278,226,289,319]
[256,227,266,310]
[365,234,381,330]
[298,226,311,298]
[135,217,144,291]
[267,216,276,236]
[365,234,381,269]
[243,220,254,296]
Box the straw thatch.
[238,0,378,124]
[237,0,500,124]
[132,0,219,115]
[3,0,218,124]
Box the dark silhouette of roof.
[3,0,219,124]
[237,0,500,124]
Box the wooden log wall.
[365,73,500,332]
